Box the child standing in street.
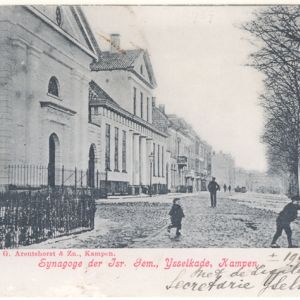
[167,198,185,237]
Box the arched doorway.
[48,133,60,187]
[88,144,96,188]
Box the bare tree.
[243,6,300,195]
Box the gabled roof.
[91,49,142,70]
[73,6,101,58]
[168,114,200,140]
[91,49,157,88]
[26,5,101,59]
[89,80,120,107]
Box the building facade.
[235,167,250,189]
[0,6,212,196]
[89,35,167,195]
[194,138,212,191]
[167,115,192,192]
[235,169,285,194]
[0,5,102,188]
[167,114,212,193]
[211,151,235,188]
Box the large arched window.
[48,133,60,187]
[48,76,59,97]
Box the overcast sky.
[84,5,267,172]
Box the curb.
[95,192,206,204]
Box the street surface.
[28,192,300,248]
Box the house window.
[133,87,137,115]
[56,6,63,26]
[153,143,156,176]
[105,124,111,170]
[158,144,160,177]
[177,139,180,156]
[48,76,59,97]
[162,146,164,177]
[114,127,119,171]
[88,106,92,123]
[147,97,149,122]
[140,92,143,119]
[122,130,126,172]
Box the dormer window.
[140,65,143,75]
[48,76,60,98]
[56,6,62,27]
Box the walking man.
[208,177,220,208]
[223,184,227,192]
[271,196,300,248]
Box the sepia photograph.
[1,4,300,251]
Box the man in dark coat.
[167,198,185,237]
[271,196,300,248]
[208,177,220,208]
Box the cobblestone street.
[29,192,300,249]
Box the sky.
[84,5,267,172]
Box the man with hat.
[208,177,220,208]
[271,195,300,248]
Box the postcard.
[0,3,300,297]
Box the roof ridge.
[91,48,144,72]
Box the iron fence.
[0,188,96,248]
[7,165,107,196]
[8,165,48,187]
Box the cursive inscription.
[165,252,300,296]
[166,268,254,292]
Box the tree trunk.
[297,159,300,197]
[288,170,299,197]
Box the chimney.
[110,33,120,53]
[159,104,165,114]
[152,97,156,107]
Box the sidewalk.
[96,191,205,204]
[228,192,289,213]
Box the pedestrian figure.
[228,185,231,193]
[167,198,185,237]
[208,177,220,208]
[224,184,227,192]
[271,196,300,248]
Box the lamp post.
[149,152,154,197]
[105,167,108,199]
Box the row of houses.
[0,5,212,195]
[212,151,286,194]
[235,168,286,194]
[211,151,235,188]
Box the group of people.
[167,176,300,247]
[222,184,232,193]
